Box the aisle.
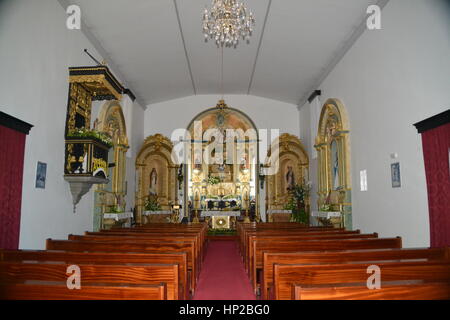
[193,240,256,300]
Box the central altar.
[186,101,258,227]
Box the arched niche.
[92,101,129,230]
[135,134,178,224]
[265,133,309,218]
[185,101,260,222]
[315,98,352,228]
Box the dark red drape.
[0,125,26,249]
[421,123,450,248]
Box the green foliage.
[67,128,113,148]
[289,183,311,204]
[207,174,221,185]
[105,205,123,214]
[290,209,309,224]
[319,204,331,212]
[207,229,237,236]
[144,195,162,211]
[283,198,296,211]
[286,181,311,225]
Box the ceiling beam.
[297,0,390,109]
[173,0,197,96]
[247,0,272,95]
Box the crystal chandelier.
[202,0,255,47]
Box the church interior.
[0,0,449,301]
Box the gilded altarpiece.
[186,102,260,224]
[93,101,129,231]
[135,134,178,224]
[315,99,352,229]
[265,134,309,220]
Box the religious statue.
[149,168,158,195]
[286,166,295,191]
[331,140,339,190]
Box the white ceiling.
[65,0,383,107]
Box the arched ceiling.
[61,0,387,107]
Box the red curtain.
[0,125,27,249]
[421,123,450,248]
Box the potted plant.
[285,181,311,225]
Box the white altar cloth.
[143,210,172,216]
[200,211,240,217]
[103,212,133,221]
[267,210,292,214]
[311,211,341,218]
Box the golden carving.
[136,134,178,224]
[265,133,309,214]
[315,98,352,228]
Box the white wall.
[145,94,300,139]
[300,0,450,247]
[0,0,142,249]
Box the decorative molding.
[0,111,33,135]
[414,109,450,134]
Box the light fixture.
[202,0,255,48]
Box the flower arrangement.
[144,195,162,212]
[67,128,113,148]
[207,174,221,185]
[285,181,311,225]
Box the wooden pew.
[0,261,181,300]
[46,239,198,292]
[292,281,450,300]
[68,234,202,273]
[0,249,190,300]
[249,236,401,292]
[245,232,376,272]
[262,247,449,299]
[241,229,361,264]
[0,281,167,300]
[238,223,341,255]
[85,231,204,257]
[273,260,450,300]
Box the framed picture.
[36,162,47,189]
[391,162,401,188]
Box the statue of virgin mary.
[149,168,158,195]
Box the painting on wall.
[391,162,401,188]
[35,162,47,189]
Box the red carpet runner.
[193,241,256,300]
